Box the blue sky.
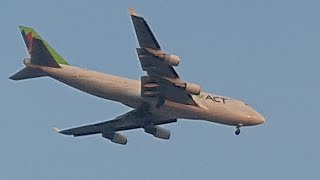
[1,0,320,179]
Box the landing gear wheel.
[235,128,240,135]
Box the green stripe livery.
[19,26,69,65]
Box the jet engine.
[144,126,171,140]
[102,132,127,145]
[147,49,180,66]
[175,83,201,95]
[157,53,180,66]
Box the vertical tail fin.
[19,26,70,67]
[10,26,70,81]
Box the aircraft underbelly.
[42,65,143,107]
[156,96,242,126]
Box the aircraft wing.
[55,110,177,144]
[55,118,139,137]
[129,9,200,106]
[129,9,161,50]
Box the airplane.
[10,9,265,145]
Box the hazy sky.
[1,1,320,179]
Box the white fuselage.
[27,62,264,127]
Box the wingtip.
[128,8,139,17]
[53,127,62,133]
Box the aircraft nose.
[255,113,265,125]
[246,111,265,125]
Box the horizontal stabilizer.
[9,67,46,80]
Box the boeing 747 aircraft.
[10,9,264,145]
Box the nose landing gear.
[235,128,240,135]
[235,123,242,135]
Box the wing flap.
[141,75,197,106]
[137,48,179,79]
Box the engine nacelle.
[157,53,180,66]
[186,83,201,95]
[146,49,180,66]
[144,126,171,140]
[102,132,127,145]
[175,83,201,95]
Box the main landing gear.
[235,123,242,135]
